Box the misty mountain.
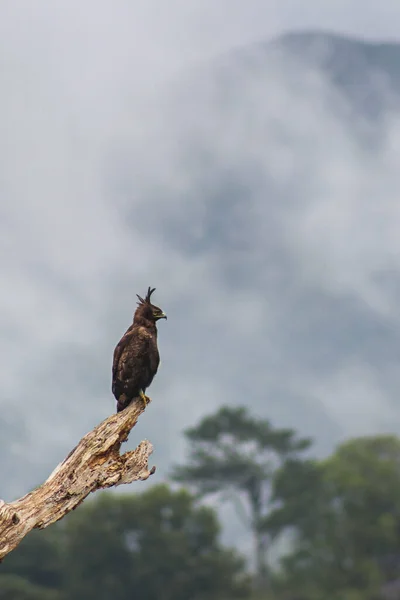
[277,32,400,92]
[270,30,400,119]
[195,30,400,127]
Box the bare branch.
[0,397,155,560]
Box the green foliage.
[1,527,64,591]
[264,457,322,538]
[171,405,311,589]
[1,485,250,600]
[3,408,400,600]
[63,484,250,600]
[173,406,311,497]
[0,574,63,600]
[269,435,400,599]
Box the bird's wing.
[112,325,154,383]
[112,324,135,383]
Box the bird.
[112,287,167,413]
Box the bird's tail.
[116,393,131,413]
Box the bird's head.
[134,287,167,324]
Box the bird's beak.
[160,312,167,320]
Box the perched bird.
[112,287,167,413]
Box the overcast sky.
[2,0,400,556]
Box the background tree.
[267,435,400,599]
[171,405,311,591]
[1,527,64,593]
[0,574,63,600]
[5,419,400,600]
[1,484,251,600]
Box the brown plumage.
[112,287,167,413]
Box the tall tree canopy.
[1,484,251,600]
[171,405,311,590]
[267,435,400,600]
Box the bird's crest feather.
[136,287,156,306]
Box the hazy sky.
[2,1,400,556]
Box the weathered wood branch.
[0,397,155,560]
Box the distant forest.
[1,405,399,600]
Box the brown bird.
[112,287,167,412]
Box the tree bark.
[0,397,155,560]
[249,482,269,593]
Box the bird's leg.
[139,389,148,407]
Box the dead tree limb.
[0,397,155,560]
